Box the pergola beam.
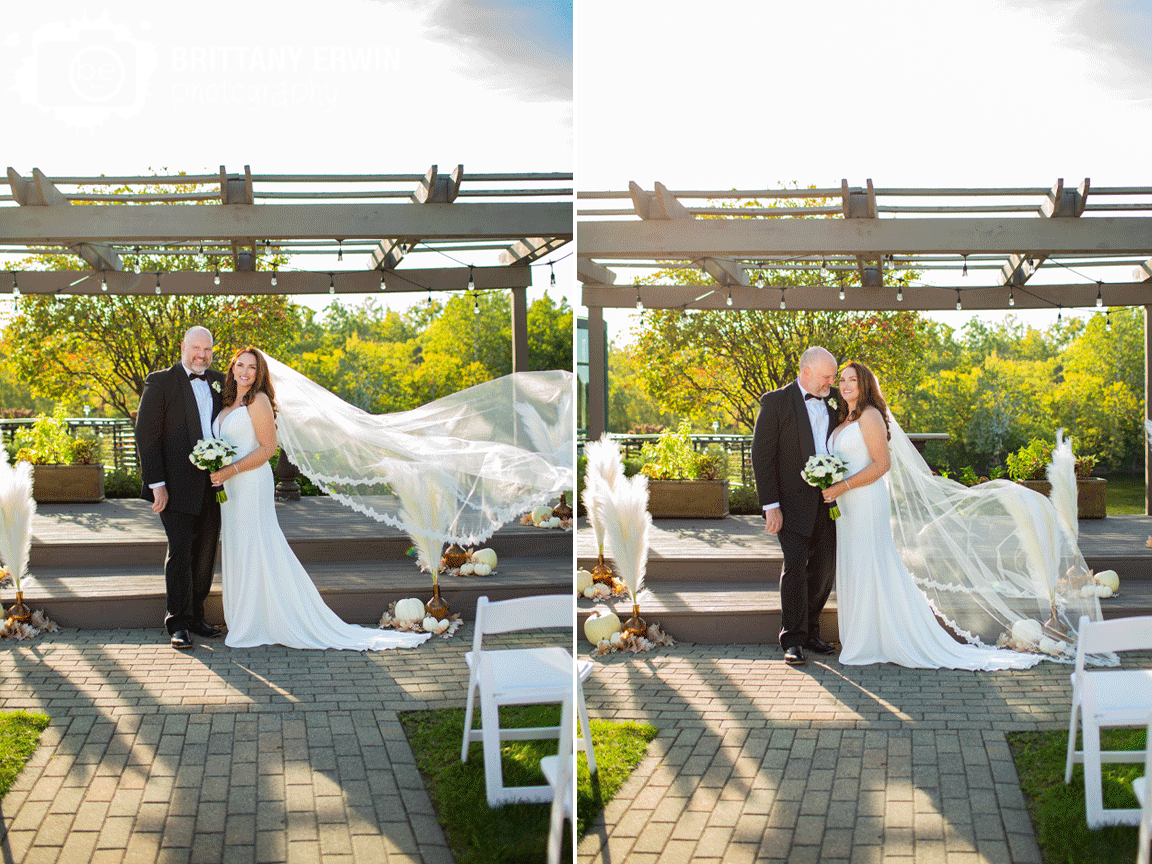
[584,281,1152,312]
[369,164,464,271]
[0,201,572,244]
[5,266,530,296]
[6,167,123,272]
[999,178,1090,288]
[578,216,1152,258]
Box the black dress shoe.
[170,630,194,650]
[783,645,806,665]
[804,636,837,655]
[189,620,221,638]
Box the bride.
[822,361,1101,669]
[207,348,430,650]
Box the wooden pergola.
[578,179,1152,509]
[0,165,572,370]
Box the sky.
[1,0,574,317]
[574,0,1152,345]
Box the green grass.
[1104,474,1147,515]
[1008,727,1145,864]
[0,711,50,798]
[400,706,655,864]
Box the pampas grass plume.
[1047,429,1078,545]
[600,473,651,603]
[0,451,35,591]
[582,435,624,552]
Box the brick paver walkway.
[0,626,519,864]
[578,643,1152,864]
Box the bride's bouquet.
[802,454,849,519]
[190,437,238,503]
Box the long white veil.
[263,354,573,548]
[885,414,1104,659]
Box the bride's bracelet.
[844,478,851,490]
[233,464,240,476]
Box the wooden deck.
[16,498,572,629]
[577,514,1152,644]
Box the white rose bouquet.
[189,437,238,503]
[801,454,849,520]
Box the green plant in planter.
[640,421,700,480]
[1006,436,1094,482]
[13,407,101,465]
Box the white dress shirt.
[764,378,830,513]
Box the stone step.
[20,554,571,630]
[577,581,1152,646]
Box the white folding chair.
[1137,712,1151,864]
[576,658,597,776]
[539,692,574,864]
[1064,614,1152,828]
[461,594,573,806]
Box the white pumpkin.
[1095,584,1114,598]
[583,608,622,645]
[576,569,594,594]
[583,585,598,599]
[395,598,426,624]
[421,616,440,632]
[472,548,498,569]
[1080,584,1097,598]
[459,562,475,575]
[609,631,624,646]
[1094,570,1120,592]
[531,505,553,524]
[1037,637,1061,656]
[433,618,450,635]
[1010,619,1043,646]
[547,516,561,528]
[473,562,492,577]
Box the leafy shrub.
[1007,437,1095,481]
[71,436,101,465]
[622,457,644,478]
[103,468,142,498]
[728,483,761,515]
[12,408,87,465]
[576,454,587,516]
[695,452,726,481]
[640,421,699,480]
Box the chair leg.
[576,678,597,776]
[461,683,477,763]
[480,689,506,807]
[1065,702,1079,784]
[1083,717,1105,829]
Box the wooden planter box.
[647,479,729,518]
[1016,477,1107,519]
[32,464,105,503]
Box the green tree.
[607,344,680,433]
[526,291,573,372]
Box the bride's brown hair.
[836,361,890,440]
[222,347,278,417]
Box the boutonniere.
[826,397,837,411]
[211,381,222,393]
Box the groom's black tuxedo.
[751,380,840,649]
[135,363,225,634]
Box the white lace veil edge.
[884,413,1117,666]
[260,353,574,551]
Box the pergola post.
[511,286,529,372]
[587,305,606,440]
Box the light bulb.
[726,290,733,307]
[839,286,845,301]
[549,263,556,287]
[468,266,475,292]
[329,275,335,295]
[636,294,644,311]
[101,275,108,292]
[1096,282,1102,307]
[213,265,220,286]
[271,270,277,287]
[1008,289,1015,307]
[956,289,962,311]
[379,273,385,290]
[474,296,480,314]
[779,292,786,310]
[897,285,903,302]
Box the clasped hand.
[209,466,236,486]
[822,485,840,504]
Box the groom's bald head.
[181,326,214,375]
[799,346,837,397]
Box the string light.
[213,263,220,286]
[838,277,845,302]
[549,262,556,287]
[328,273,335,295]
[11,272,18,298]
[467,265,475,292]
[473,294,480,314]
[336,239,343,262]
[819,258,827,278]
[101,274,108,292]
[896,284,903,302]
[726,288,733,307]
[955,289,962,311]
[155,272,161,295]
[1057,305,1062,323]
[379,272,385,290]
[271,268,277,287]
[962,254,968,277]
[779,289,786,310]
[635,285,643,311]
[1008,287,1015,307]
[1106,310,1112,332]
[1096,281,1102,307]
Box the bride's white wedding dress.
[831,420,1043,669]
[213,405,430,651]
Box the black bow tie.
[805,393,823,401]
[188,373,207,382]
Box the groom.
[135,326,225,650]
[751,346,840,665]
